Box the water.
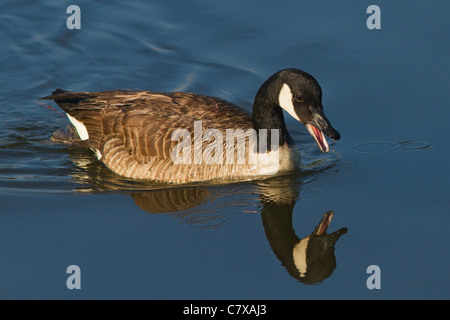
[0,0,449,299]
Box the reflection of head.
[293,219,347,284]
[262,208,347,284]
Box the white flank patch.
[293,236,310,278]
[66,113,89,140]
[278,83,301,122]
[95,149,102,160]
[255,148,280,176]
[256,139,301,176]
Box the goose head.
[253,68,341,153]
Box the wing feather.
[44,89,271,183]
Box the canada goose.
[42,68,340,184]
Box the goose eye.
[294,94,303,102]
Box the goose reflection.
[67,152,347,284]
[262,206,347,284]
[132,183,346,284]
[256,177,347,284]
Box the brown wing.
[44,89,256,183]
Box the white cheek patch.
[66,113,89,141]
[278,83,301,122]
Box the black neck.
[252,81,294,149]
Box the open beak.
[305,109,340,153]
[312,210,348,245]
[313,210,334,236]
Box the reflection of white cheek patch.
[293,236,310,278]
[278,83,301,122]
[66,113,89,140]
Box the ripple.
[298,175,319,185]
[351,139,438,155]
[300,147,340,174]
[317,162,369,180]
[299,188,329,200]
[396,139,437,151]
[170,210,231,234]
[350,140,398,155]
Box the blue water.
[0,0,449,299]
